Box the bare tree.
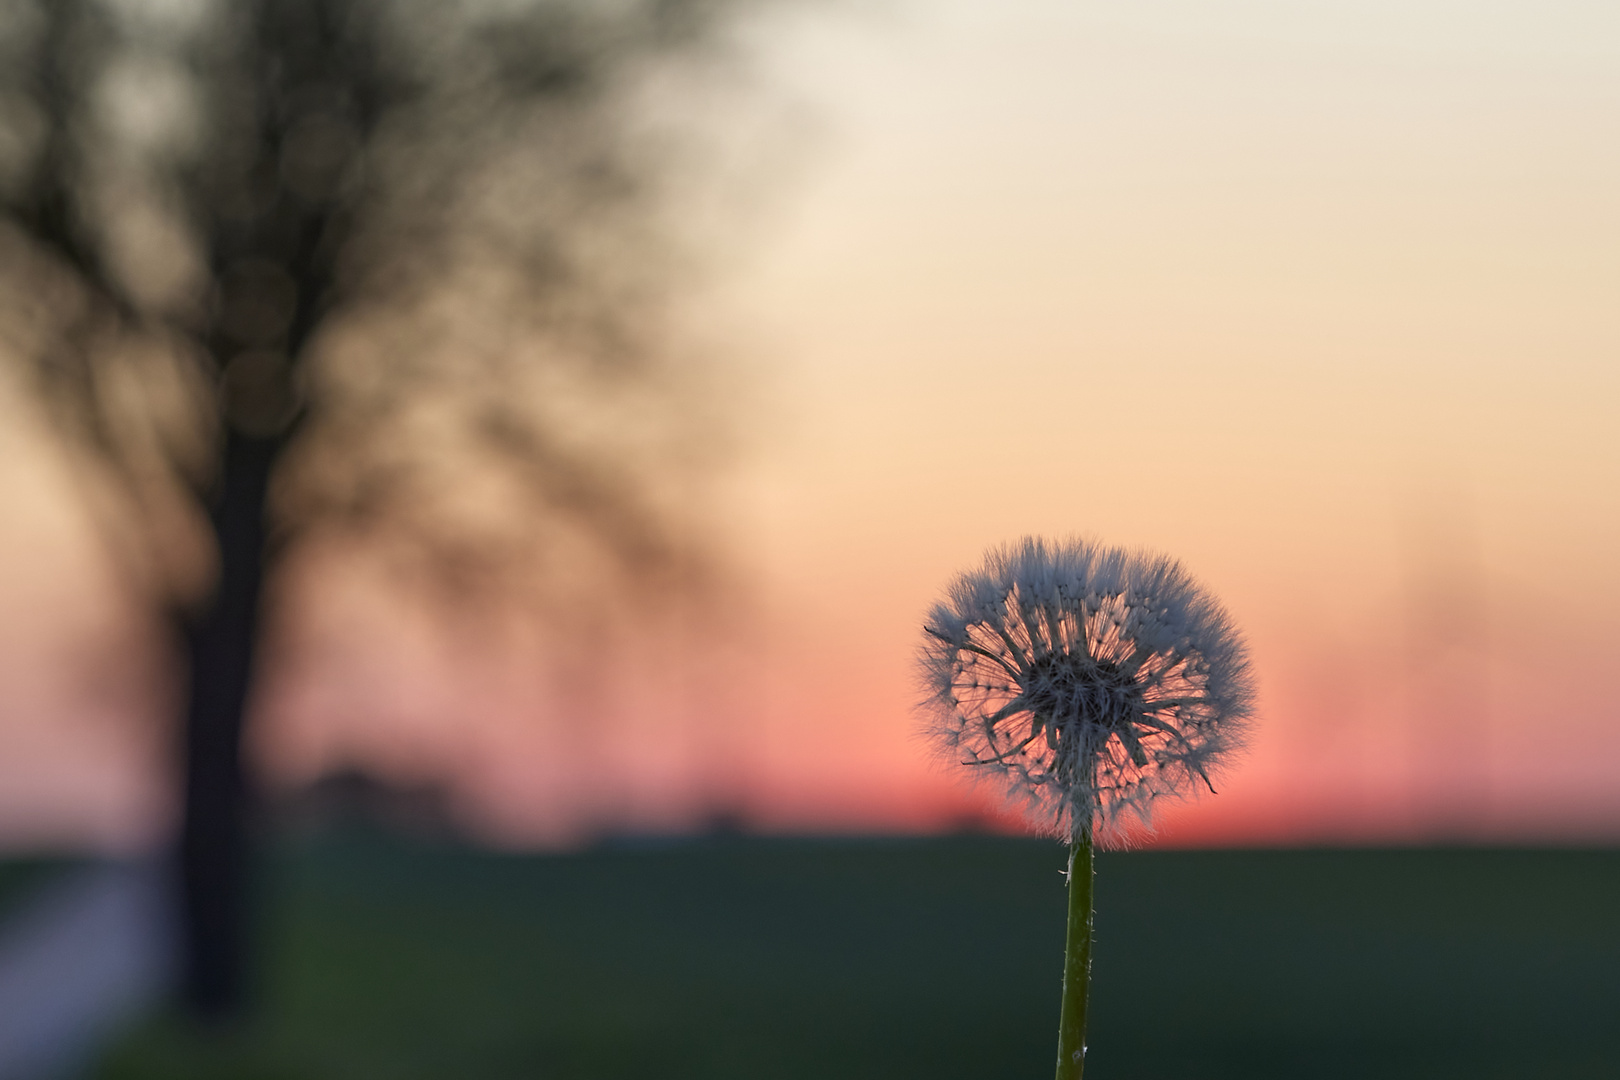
[0,0,750,1017]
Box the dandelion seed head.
[917,536,1255,844]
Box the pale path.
[0,861,174,1080]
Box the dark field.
[89,836,1620,1079]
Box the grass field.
[88,834,1620,1079]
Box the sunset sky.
[707,0,1620,844]
[2,0,1618,850]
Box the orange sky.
[689,0,1620,844]
[2,0,1618,850]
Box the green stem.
[1054,834,1094,1080]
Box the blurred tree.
[0,0,748,1018]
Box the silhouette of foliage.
[1,0,742,601]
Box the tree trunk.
[178,430,280,1019]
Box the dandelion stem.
[1054,834,1094,1080]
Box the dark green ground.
[88,835,1620,1079]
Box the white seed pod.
[918,536,1255,843]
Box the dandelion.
[917,536,1254,1079]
